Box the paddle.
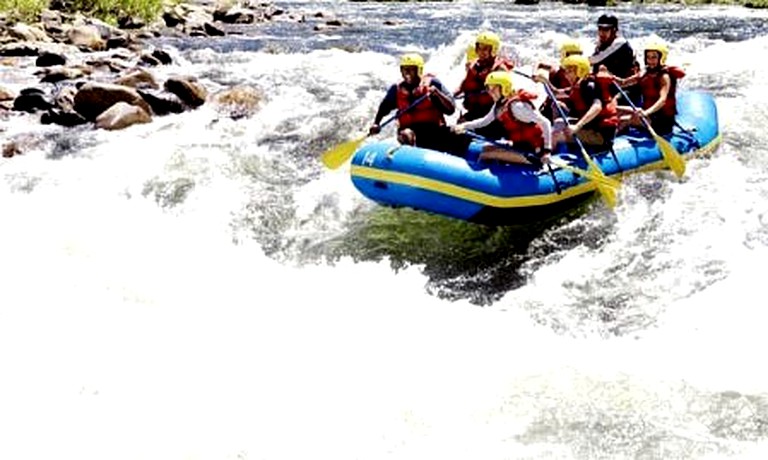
[539,80,619,208]
[613,83,685,178]
[464,130,620,190]
[321,93,430,170]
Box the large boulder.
[67,25,105,51]
[9,24,52,42]
[13,88,53,112]
[113,68,158,89]
[137,89,186,115]
[94,101,151,130]
[73,81,152,120]
[164,76,207,108]
[211,85,263,119]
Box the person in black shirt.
[590,15,635,78]
[590,14,639,104]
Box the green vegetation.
[69,0,164,23]
[0,0,48,21]
[0,0,164,23]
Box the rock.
[106,35,131,50]
[95,101,151,130]
[113,68,158,89]
[85,56,132,73]
[184,7,214,28]
[214,7,256,24]
[162,10,184,28]
[151,48,172,65]
[80,17,123,40]
[138,52,162,66]
[203,22,226,36]
[0,41,80,57]
[40,10,66,38]
[0,86,14,101]
[164,76,207,108]
[73,81,152,120]
[53,84,78,111]
[2,141,21,158]
[13,88,53,112]
[37,65,89,83]
[0,43,40,57]
[117,16,146,29]
[137,89,186,115]
[36,51,67,67]
[41,108,88,127]
[211,85,263,119]
[67,25,105,51]
[9,23,52,42]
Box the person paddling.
[616,41,685,136]
[368,53,467,154]
[454,31,515,138]
[552,54,619,153]
[534,39,584,121]
[453,71,552,166]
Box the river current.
[2,2,768,459]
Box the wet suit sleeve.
[372,84,399,125]
[429,78,456,115]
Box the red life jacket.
[567,71,619,129]
[396,74,445,128]
[459,57,514,114]
[549,67,571,90]
[639,65,685,117]
[496,89,544,151]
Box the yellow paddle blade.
[549,158,620,208]
[596,182,618,209]
[654,132,686,178]
[550,158,621,189]
[320,135,366,170]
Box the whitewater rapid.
[3,3,768,459]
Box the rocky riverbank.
[0,1,351,158]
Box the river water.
[2,2,768,459]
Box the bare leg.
[479,147,532,165]
[398,129,416,146]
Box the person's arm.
[615,71,641,87]
[429,78,456,115]
[570,82,601,132]
[372,85,398,125]
[454,71,470,98]
[511,102,552,151]
[641,73,670,117]
[369,85,398,134]
[456,107,495,131]
[572,99,602,132]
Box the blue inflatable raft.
[349,90,721,224]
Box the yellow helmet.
[485,71,513,97]
[644,41,669,65]
[466,43,478,62]
[400,53,424,76]
[559,39,583,59]
[561,54,591,79]
[476,31,501,55]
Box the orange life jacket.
[496,89,544,151]
[459,57,514,114]
[396,74,445,128]
[639,65,685,118]
[567,71,618,129]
